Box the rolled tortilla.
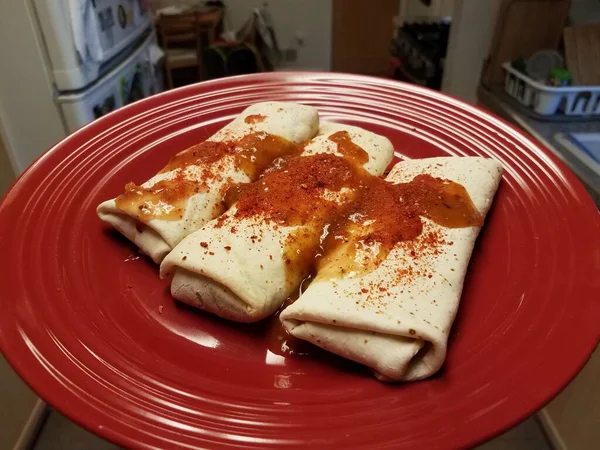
[97,102,319,263]
[160,124,395,322]
[280,157,503,381]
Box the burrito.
[280,157,503,381]
[97,102,319,263]
[160,124,395,322]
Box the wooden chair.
[158,12,203,89]
[197,8,223,44]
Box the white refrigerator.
[0,0,164,175]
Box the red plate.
[1,73,599,449]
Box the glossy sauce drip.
[316,173,482,279]
[115,132,301,222]
[328,130,369,166]
[237,155,481,356]
[223,153,482,291]
[233,133,302,179]
[221,153,360,289]
[265,276,315,356]
[117,175,209,222]
[244,114,266,124]
[159,140,238,174]
[265,174,481,355]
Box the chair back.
[158,12,200,48]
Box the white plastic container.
[502,62,600,117]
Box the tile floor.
[32,409,552,450]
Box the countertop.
[477,86,600,205]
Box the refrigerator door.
[57,31,161,132]
[33,0,152,91]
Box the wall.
[0,124,15,197]
[224,0,332,71]
[441,0,502,103]
[0,1,67,174]
[396,0,498,103]
[154,0,332,71]
[399,0,455,22]
[569,0,600,24]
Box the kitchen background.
[0,0,599,449]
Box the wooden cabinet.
[332,0,398,76]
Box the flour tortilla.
[97,102,319,263]
[160,124,395,322]
[280,157,503,381]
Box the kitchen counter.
[478,85,600,450]
[477,86,600,205]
